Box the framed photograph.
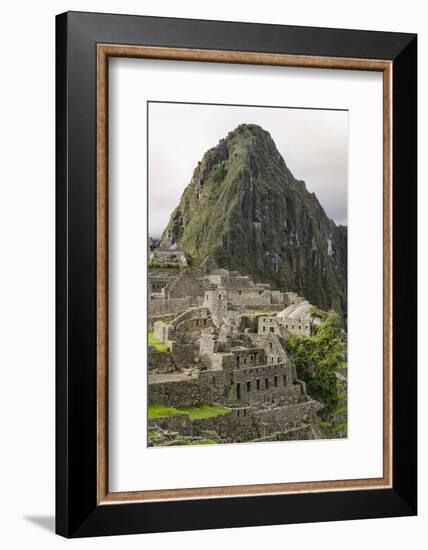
[56,11,417,538]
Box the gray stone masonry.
[258,315,311,337]
[147,262,325,444]
[149,376,215,407]
[203,289,228,327]
[148,400,320,443]
[149,249,188,267]
[167,271,205,303]
[277,316,311,336]
[169,342,196,369]
[148,313,176,330]
[148,351,174,373]
[149,296,191,317]
[153,321,171,344]
[148,266,307,325]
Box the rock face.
[159,124,347,316]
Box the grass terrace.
[170,438,217,446]
[147,403,187,418]
[148,330,170,352]
[148,261,180,269]
[176,404,231,419]
[148,403,231,420]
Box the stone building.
[257,315,312,337]
[202,289,228,327]
[167,271,205,301]
[149,247,188,267]
[195,331,304,408]
[147,252,326,445]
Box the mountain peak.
[224,123,277,152]
[158,125,347,316]
[228,122,271,138]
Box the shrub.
[286,311,345,411]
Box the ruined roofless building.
[203,289,227,327]
[147,255,323,444]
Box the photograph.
[0,1,421,546]
[147,102,348,447]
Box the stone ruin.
[147,255,324,445]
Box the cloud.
[149,102,348,237]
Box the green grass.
[319,420,332,429]
[148,403,187,418]
[334,404,347,415]
[332,421,347,432]
[148,261,180,269]
[155,437,217,447]
[173,438,217,446]
[148,331,169,352]
[148,403,231,420]
[175,404,231,419]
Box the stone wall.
[203,290,227,326]
[242,304,284,313]
[277,316,311,336]
[149,280,167,293]
[191,410,256,442]
[228,290,272,307]
[283,292,304,306]
[148,313,176,330]
[208,353,236,373]
[230,363,301,406]
[148,342,196,372]
[258,316,281,336]
[148,378,216,407]
[148,413,193,434]
[270,291,284,304]
[148,270,180,293]
[148,408,258,443]
[150,249,188,267]
[148,400,319,443]
[230,347,266,368]
[153,321,171,344]
[170,342,196,369]
[167,271,205,301]
[148,351,174,373]
[172,307,210,327]
[199,332,216,357]
[175,317,212,333]
[252,401,316,435]
[149,297,191,317]
[264,333,287,363]
[253,423,316,442]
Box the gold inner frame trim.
[96,44,393,504]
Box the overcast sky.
[148,102,348,238]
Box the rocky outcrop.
[160,124,347,317]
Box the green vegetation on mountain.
[159,123,347,316]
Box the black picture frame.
[56,10,417,538]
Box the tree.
[286,311,345,410]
